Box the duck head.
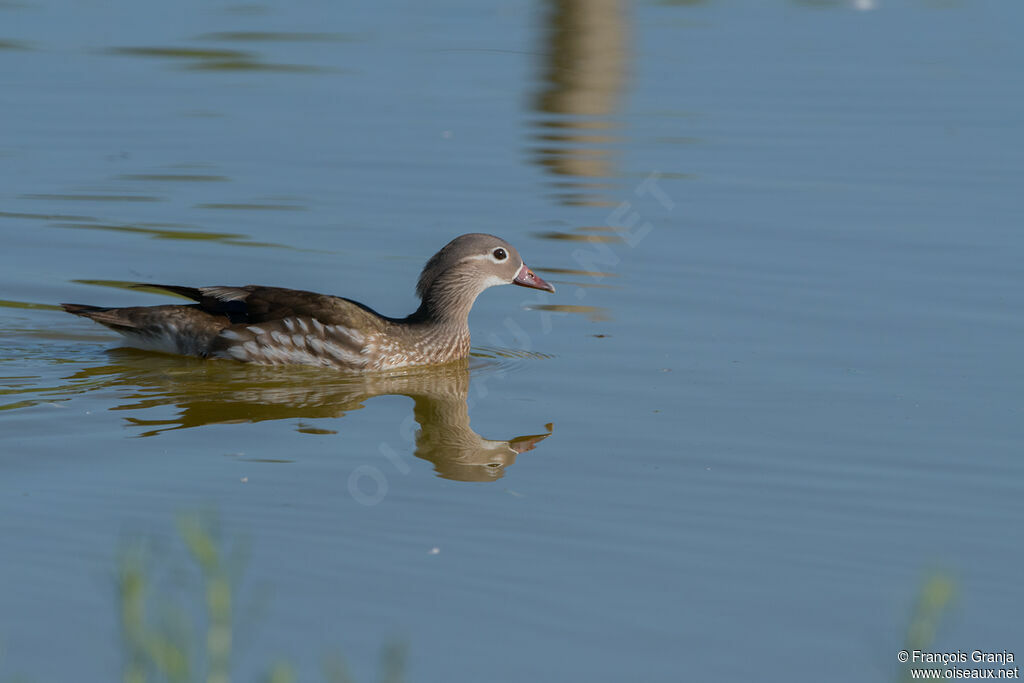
[415,233,555,320]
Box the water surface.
[2,1,1022,681]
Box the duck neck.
[397,290,473,363]
[409,278,481,330]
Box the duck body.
[61,234,554,371]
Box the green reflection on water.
[0,210,97,221]
[528,303,610,322]
[183,59,330,73]
[105,46,252,60]
[104,45,332,73]
[195,31,358,43]
[534,266,619,278]
[0,398,38,411]
[534,229,623,243]
[52,222,290,249]
[0,299,62,311]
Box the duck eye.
[492,248,507,261]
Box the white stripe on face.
[462,250,516,266]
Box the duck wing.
[140,285,387,368]
[140,284,384,326]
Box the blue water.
[2,1,1022,681]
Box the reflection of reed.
[52,221,289,249]
[58,351,551,482]
[532,0,628,205]
[103,45,327,73]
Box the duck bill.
[513,264,555,293]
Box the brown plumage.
[61,233,554,371]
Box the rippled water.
[2,1,1023,681]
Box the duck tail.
[60,303,142,333]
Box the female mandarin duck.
[61,233,554,371]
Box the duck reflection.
[62,350,551,482]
